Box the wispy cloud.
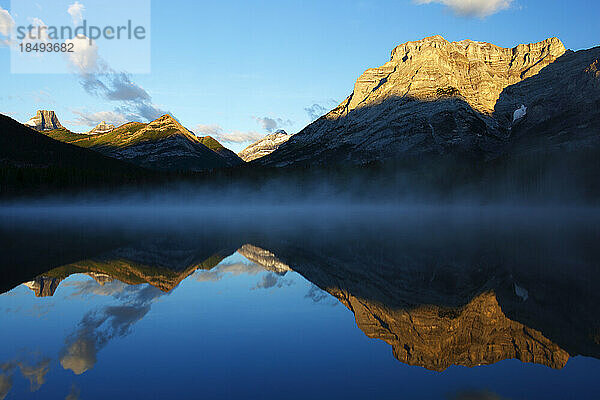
[65,384,81,400]
[67,109,131,127]
[0,6,15,45]
[194,262,265,282]
[60,284,165,375]
[65,278,127,297]
[0,357,51,395]
[194,124,265,144]
[64,30,167,123]
[0,373,11,399]
[414,0,513,18]
[252,272,293,290]
[18,359,51,392]
[65,35,99,74]
[67,2,85,25]
[304,103,330,122]
[253,116,292,133]
[78,62,167,121]
[32,90,55,105]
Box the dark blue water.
[1,204,599,399]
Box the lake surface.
[1,204,599,399]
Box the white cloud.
[253,116,292,133]
[65,34,99,74]
[195,124,223,137]
[67,110,130,127]
[305,103,330,122]
[194,124,265,144]
[414,0,513,17]
[64,38,168,122]
[0,6,15,42]
[67,1,85,25]
[60,336,96,375]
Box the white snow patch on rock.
[514,283,529,301]
[513,105,527,122]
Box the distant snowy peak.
[89,121,116,135]
[238,130,292,162]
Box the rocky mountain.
[199,135,244,166]
[41,114,230,172]
[22,276,63,297]
[24,110,63,131]
[88,121,115,135]
[257,36,599,166]
[332,289,569,371]
[494,45,600,154]
[239,130,291,162]
[22,272,113,297]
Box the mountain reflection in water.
[1,205,599,399]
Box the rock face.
[88,121,115,135]
[352,36,565,115]
[257,36,593,166]
[239,130,291,162]
[23,277,63,297]
[24,110,63,131]
[494,45,600,154]
[332,290,569,371]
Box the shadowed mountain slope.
[0,113,151,194]
[257,37,599,167]
[199,136,244,166]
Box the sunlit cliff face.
[328,289,569,371]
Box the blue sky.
[0,0,598,152]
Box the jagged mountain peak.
[24,110,63,131]
[89,121,116,135]
[145,114,200,142]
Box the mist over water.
[1,180,600,400]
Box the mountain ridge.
[256,36,599,167]
[31,113,233,172]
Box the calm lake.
[1,204,599,399]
